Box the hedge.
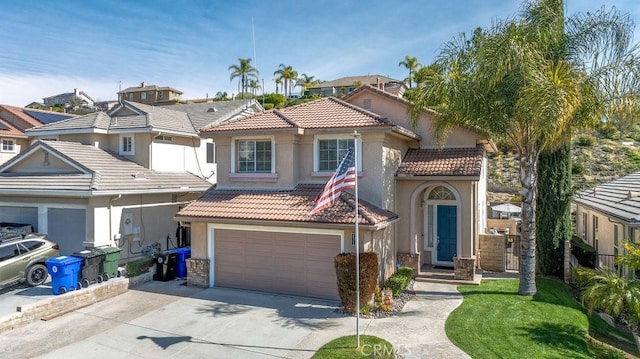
[334,252,378,314]
[572,266,598,291]
[384,266,414,296]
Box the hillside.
[487,137,640,202]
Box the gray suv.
[0,233,60,288]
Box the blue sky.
[1,0,638,106]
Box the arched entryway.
[423,185,459,266]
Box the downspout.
[109,194,122,246]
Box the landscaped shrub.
[125,256,154,277]
[334,252,378,314]
[576,134,597,147]
[384,266,414,296]
[572,266,597,290]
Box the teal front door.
[437,205,457,262]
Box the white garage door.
[214,229,341,300]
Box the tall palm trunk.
[519,149,538,296]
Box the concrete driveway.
[0,279,469,359]
[0,280,55,318]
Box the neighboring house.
[175,87,492,300]
[118,82,183,105]
[0,140,210,261]
[94,100,120,112]
[307,75,406,97]
[573,171,640,263]
[43,89,95,109]
[0,105,75,165]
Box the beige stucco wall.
[0,137,28,165]
[5,146,78,173]
[574,204,634,257]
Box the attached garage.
[0,206,38,231]
[211,227,343,300]
[46,208,87,255]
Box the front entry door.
[437,205,457,262]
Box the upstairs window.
[317,138,354,171]
[120,135,134,155]
[1,139,15,152]
[128,93,133,101]
[158,91,163,100]
[236,139,272,173]
[141,92,147,101]
[206,142,215,164]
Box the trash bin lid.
[95,246,121,254]
[71,250,101,259]
[47,255,83,265]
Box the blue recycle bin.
[46,256,83,295]
[175,247,191,278]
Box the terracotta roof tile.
[0,118,26,138]
[176,184,398,226]
[397,146,484,177]
[202,97,392,133]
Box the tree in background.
[297,73,319,96]
[408,0,640,295]
[273,64,298,98]
[228,58,258,99]
[215,91,229,100]
[398,55,422,88]
[248,79,262,98]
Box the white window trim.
[206,140,215,164]
[120,134,135,155]
[312,134,362,173]
[230,136,275,174]
[1,139,16,153]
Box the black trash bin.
[71,249,104,288]
[153,250,178,281]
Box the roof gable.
[397,146,485,178]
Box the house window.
[206,142,215,164]
[317,138,354,171]
[141,92,147,101]
[158,91,163,100]
[120,135,134,155]
[154,135,172,142]
[592,215,598,252]
[237,140,272,172]
[425,204,434,249]
[128,93,133,101]
[582,212,588,240]
[428,186,455,200]
[1,139,15,152]
[614,224,619,256]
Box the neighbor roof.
[0,105,51,129]
[175,184,398,229]
[162,99,262,130]
[0,118,26,138]
[201,97,419,140]
[119,84,183,94]
[308,75,402,89]
[396,146,485,178]
[26,101,198,137]
[0,140,211,195]
[574,171,640,225]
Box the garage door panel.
[214,229,340,300]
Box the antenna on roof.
[252,16,258,73]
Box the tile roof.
[0,118,27,138]
[176,184,398,227]
[574,171,640,224]
[26,111,112,132]
[0,140,211,194]
[0,105,48,129]
[119,84,183,94]
[22,108,75,124]
[396,146,484,177]
[201,97,393,133]
[308,75,402,89]
[162,99,261,130]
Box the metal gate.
[505,235,521,271]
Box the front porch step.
[414,273,482,285]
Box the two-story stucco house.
[175,84,493,300]
[0,99,261,261]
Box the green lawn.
[311,335,394,359]
[446,277,636,359]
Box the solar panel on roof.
[23,109,74,124]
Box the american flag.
[308,148,356,215]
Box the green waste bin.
[95,246,122,280]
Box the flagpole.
[353,131,360,349]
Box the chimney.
[74,88,78,96]
[140,82,146,88]
[376,77,380,89]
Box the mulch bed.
[335,280,416,319]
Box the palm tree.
[215,91,228,100]
[398,55,422,88]
[248,79,261,97]
[408,0,640,295]
[228,58,258,99]
[273,77,282,95]
[297,73,319,96]
[273,64,298,98]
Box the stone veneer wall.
[397,253,419,274]
[454,257,475,280]
[479,234,506,272]
[186,258,210,287]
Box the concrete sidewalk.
[0,280,470,359]
[289,281,470,359]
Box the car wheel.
[26,264,48,286]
